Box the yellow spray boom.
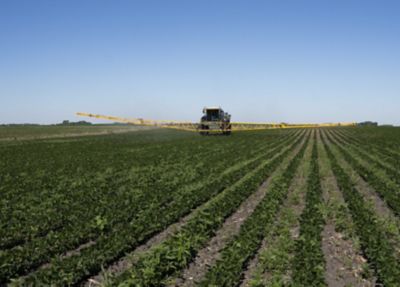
[76,112,356,133]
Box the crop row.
[1,131,293,249]
[246,132,313,287]
[321,131,400,286]
[338,126,400,154]
[102,131,309,286]
[1,130,301,283]
[13,131,305,285]
[196,132,311,287]
[324,130,400,217]
[291,132,325,286]
[329,129,400,186]
[335,128,400,166]
[0,130,271,216]
[1,130,295,251]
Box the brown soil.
[322,224,374,287]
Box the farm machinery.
[76,108,357,134]
[198,107,231,135]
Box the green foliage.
[93,215,108,232]
[322,132,400,286]
[198,133,310,287]
[0,128,302,285]
[112,132,308,286]
[327,131,400,216]
[3,125,400,286]
[292,134,326,286]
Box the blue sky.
[1,0,399,125]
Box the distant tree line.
[58,120,92,126]
[357,121,378,127]
[0,123,41,126]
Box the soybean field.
[1,126,400,286]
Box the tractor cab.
[203,107,223,121]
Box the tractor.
[198,107,232,135]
